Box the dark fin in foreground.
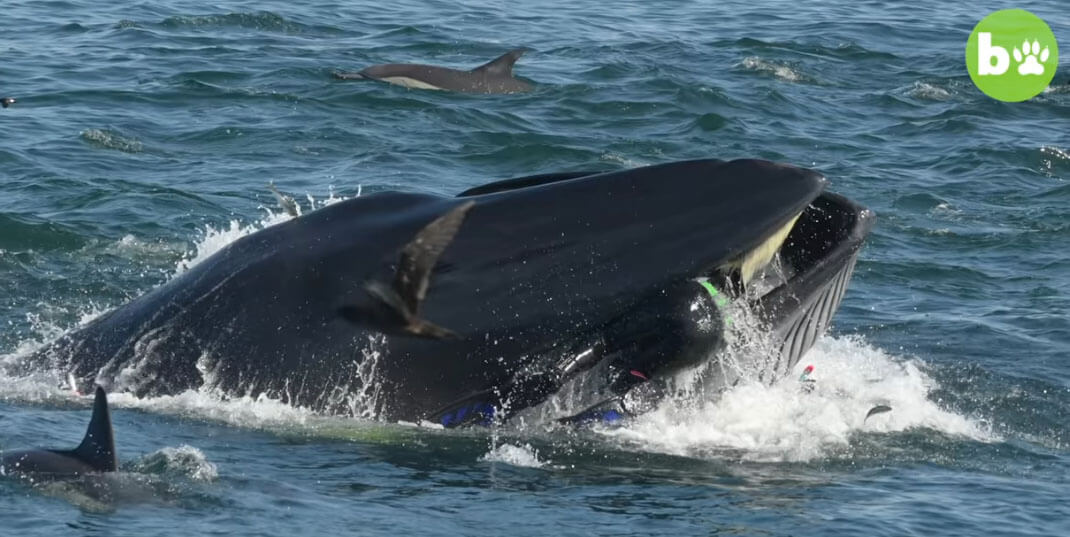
[58,386,118,472]
[364,201,475,339]
[392,200,475,314]
[864,404,892,421]
[471,48,529,76]
[1,97,15,108]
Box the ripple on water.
[739,56,812,83]
[80,128,145,154]
[156,11,343,35]
[906,80,953,101]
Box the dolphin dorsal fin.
[472,48,529,76]
[68,386,118,472]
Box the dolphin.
[1,387,118,478]
[335,48,533,94]
[21,159,873,427]
[1,97,14,108]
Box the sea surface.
[1,1,1068,535]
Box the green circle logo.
[966,9,1059,102]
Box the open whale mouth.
[723,191,874,380]
[545,189,874,427]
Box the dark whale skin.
[25,159,872,425]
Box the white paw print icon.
[1013,39,1050,75]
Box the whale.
[335,48,533,94]
[1,387,117,478]
[21,158,873,427]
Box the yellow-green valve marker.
[699,280,733,326]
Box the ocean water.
[1,0,1068,535]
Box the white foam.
[740,56,806,83]
[0,305,109,371]
[1,187,361,420]
[172,216,282,275]
[597,335,994,463]
[107,388,314,430]
[600,152,649,168]
[174,187,357,275]
[480,442,548,468]
[80,128,144,153]
[908,81,952,101]
[132,445,218,482]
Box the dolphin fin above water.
[357,200,475,339]
[61,386,118,472]
[470,48,528,78]
[335,48,533,94]
[268,182,299,217]
[1,386,118,477]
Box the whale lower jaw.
[507,191,874,427]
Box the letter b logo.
[977,33,1009,75]
[966,9,1059,101]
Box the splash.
[108,388,314,430]
[480,443,548,468]
[598,335,994,463]
[740,57,809,83]
[174,185,354,275]
[80,128,144,154]
[1,187,360,416]
[600,152,648,168]
[907,81,953,101]
[128,445,218,482]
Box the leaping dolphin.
[1,387,118,478]
[20,159,874,427]
[335,48,533,94]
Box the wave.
[732,37,901,61]
[0,213,88,252]
[80,128,145,154]
[119,11,344,36]
[480,443,550,468]
[906,81,953,101]
[739,56,813,84]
